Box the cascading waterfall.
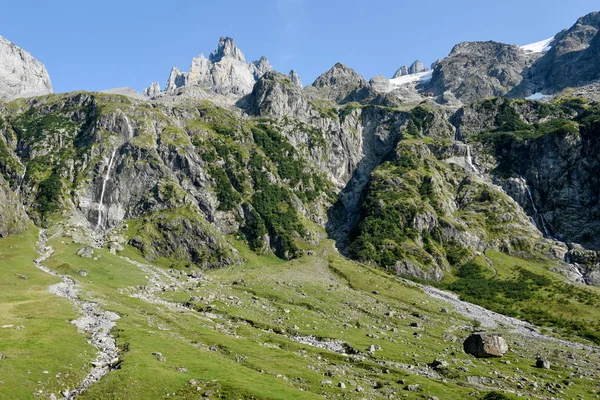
[15,166,26,194]
[95,149,117,230]
[524,180,555,239]
[465,144,479,173]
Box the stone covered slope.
[0,35,52,100]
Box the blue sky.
[1,1,598,93]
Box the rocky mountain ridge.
[0,35,52,101]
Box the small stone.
[338,382,346,389]
[405,384,420,391]
[0,353,5,360]
[176,367,188,373]
[372,290,378,294]
[76,247,94,258]
[109,242,124,254]
[410,322,420,328]
[16,274,27,280]
[440,308,449,313]
[78,270,88,277]
[321,379,333,386]
[152,352,166,362]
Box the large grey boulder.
[0,35,52,100]
[463,332,508,358]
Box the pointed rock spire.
[142,82,161,98]
[209,36,246,63]
[289,70,302,88]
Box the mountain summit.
[143,36,272,98]
[0,35,52,100]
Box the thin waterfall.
[466,144,479,173]
[96,149,117,230]
[524,180,554,239]
[15,166,26,194]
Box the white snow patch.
[526,92,553,101]
[520,37,554,53]
[390,70,433,86]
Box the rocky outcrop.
[308,63,369,103]
[522,13,600,94]
[0,35,52,100]
[142,82,161,98]
[463,333,508,358]
[144,37,272,98]
[428,41,532,103]
[0,174,29,237]
[393,60,428,78]
[288,70,302,88]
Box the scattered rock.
[321,379,333,386]
[78,270,88,277]
[429,359,449,369]
[176,367,188,373]
[0,353,5,360]
[463,332,508,358]
[410,322,420,328]
[109,242,124,254]
[536,357,551,369]
[152,352,166,362]
[404,384,421,391]
[16,274,27,280]
[338,382,346,389]
[76,247,94,258]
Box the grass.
[2,229,600,398]
[0,230,92,398]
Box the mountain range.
[1,10,600,400]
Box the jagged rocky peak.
[428,40,530,103]
[392,60,429,78]
[288,70,302,88]
[312,63,367,88]
[0,35,53,100]
[143,36,272,98]
[142,82,161,98]
[209,36,246,63]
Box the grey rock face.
[142,82,161,98]
[392,60,429,78]
[148,37,271,98]
[524,14,600,94]
[408,60,428,74]
[310,63,368,103]
[0,174,29,237]
[288,70,302,88]
[392,65,409,78]
[209,36,246,63]
[164,67,187,94]
[463,333,508,358]
[0,35,52,100]
[429,41,531,103]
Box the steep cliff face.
[0,92,332,266]
[523,12,600,94]
[0,174,30,237]
[455,97,600,251]
[0,35,52,100]
[428,41,533,103]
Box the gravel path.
[415,281,600,352]
[34,230,119,399]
